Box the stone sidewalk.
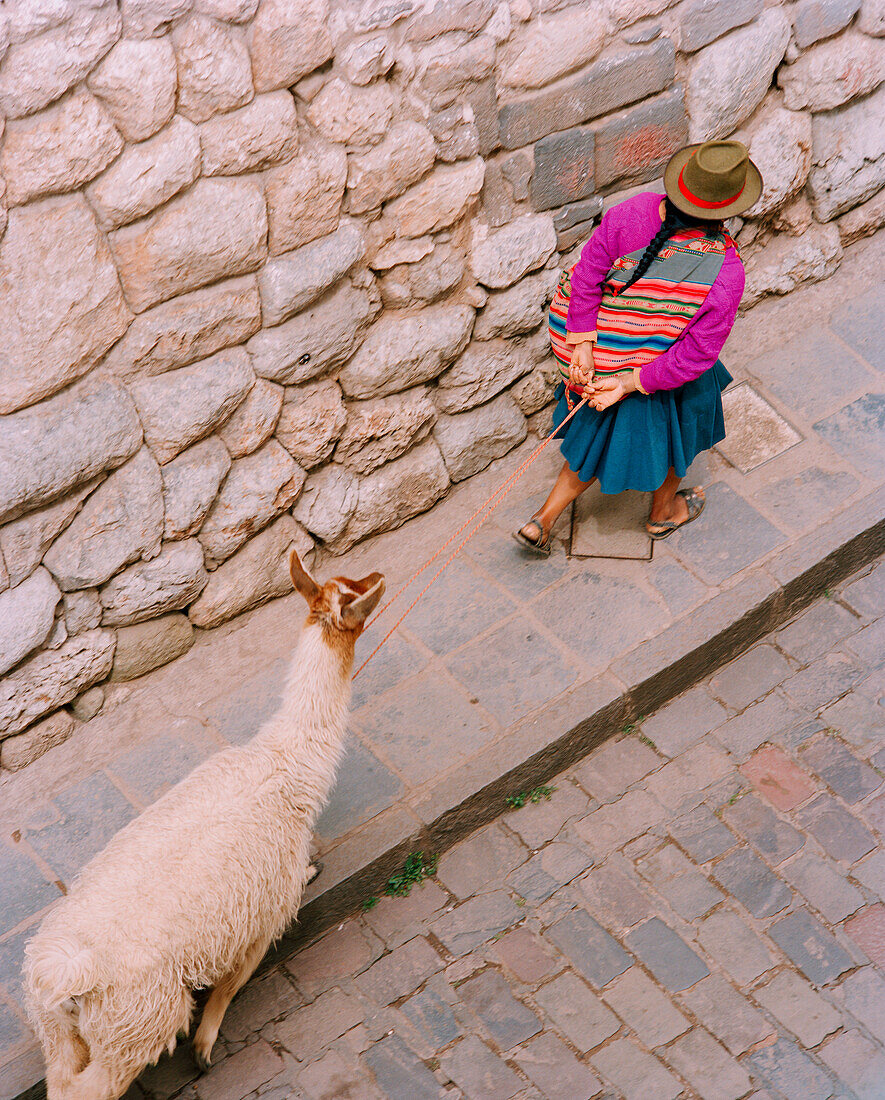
[140,562,885,1097]
[0,233,883,1098]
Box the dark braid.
[602,197,722,296]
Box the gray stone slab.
[665,1027,753,1100]
[796,794,877,863]
[814,393,885,480]
[716,382,802,472]
[203,657,286,745]
[456,969,542,1051]
[820,1028,885,1100]
[430,891,522,956]
[106,729,215,806]
[747,1036,837,1100]
[680,974,774,1056]
[836,966,885,1044]
[590,1036,682,1100]
[445,614,580,728]
[668,482,785,585]
[712,691,808,758]
[602,965,690,1047]
[668,804,737,862]
[782,651,866,712]
[722,793,804,865]
[625,917,709,992]
[464,517,571,599]
[696,908,776,986]
[400,989,461,1051]
[544,908,632,988]
[636,843,724,921]
[513,1031,602,1100]
[839,564,885,620]
[576,861,656,930]
[570,484,652,560]
[436,823,528,900]
[776,599,862,664]
[754,466,862,535]
[852,851,885,900]
[533,971,620,1052]
[712,848,792,919]
[641,685,728,757]
[507,843,587,904]
[0,1000,29,1054]
[362,1034,441,1100]
[709,643,794,712]
[830,282,885,372]
[315,737,404,840]
[0,926,30,1002]
[768,908,854,985]
[351,631,428,712]
[0,844,60,936]
[799,735,882,805]
[646,554,711,615]
[356,668,497,785]
[439,1035,524,1100]
[754,970,843,1049]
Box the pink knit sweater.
[565,191,745,394]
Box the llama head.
[290,550,385,635]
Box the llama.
[24,550,384,1100]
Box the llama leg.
[55,1057,136,1100]
[306,859,324,885]
[193,935,272,1071]
[41,1012,90,1097]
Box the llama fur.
[24,552,384,1100]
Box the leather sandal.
[646,488,705,540]
[512,517,552,556]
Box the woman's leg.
[520,461,594,541]
[648,467,703,528]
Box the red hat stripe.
[678,164,746,209]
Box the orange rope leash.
[353,395,588,679]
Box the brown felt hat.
[664,140,762,219]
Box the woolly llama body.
[24,553,385,1100]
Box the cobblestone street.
[105,559,885,1100]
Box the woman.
[514,139,761,554]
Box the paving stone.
[781,850,865,923]
[754,466,861,537]
[845,616,885,669]
[829,281,884,370]
[272,989,365,1064]
[716,382,802,473]
[635,843,724,921]
[350,632,428,714]
[602,966,689,1047]
[456,969,541,1050]
[362,1033,441,1100]
[668,804,737,863]
[354,937,444,1005]
[646,553,710,615]
[503,781,592,848]
[644,742,733,812]
[513,1031,602,1100]
[489,928,560,985]
[220,969,301,1044]
[712,849,792,919]
[696,908,776,986]
[796,794,877,863]
[625,917,709,992]
[431,891,523,957]
[753,970,842,1048]
[576,860,656,930]
[315,738,404,840]
[0,843,59,935]
[507,843,588,904]
[436,824,527,899]
[533,971,620,1052]
[664,1027,752,1100]
[852,850,885,900]
[740,745,818,812]
[712,691,808,758]
[798,735,882,805]
[680,974,774,1055]
[571,737,661,803]
[768,909,854,985]
[819,1028,885,1100]
[362,881,448,948]
[844,904,885,968]
[590,1036,682,1100]
[287,923,383,999]
[835,967,885,1044]
[299,1049,383,1100]
[544,908,632,988]
[839,564,885,620]
[464,517,571,600]
[0,999,28,1051]
[669,483,784,585]
[573,789,668,857]
[783,650,867,712]
[774,715,829,751]
[814,393,885,480]
[107,729,214,806]
[709,644,794,712]
[775,600,862,663]
[722,793,804,865]
[195,1038,284,1100]
[400,988,461,1051]
[438,1035,524,1100]
[204,658,286,745]
[445,614,580,728]
[820,689,885,753]
[640,686,728,757]
[747,1035,837,1100]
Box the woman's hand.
[568,341,595,392]
[589,373,637,410]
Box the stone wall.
[1,0,883,772]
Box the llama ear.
[290,550,320,603]
[341,576,385,627]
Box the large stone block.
[417,34,496,110]
[87,115,201,230]
[498,39,676,149]
[341,438,450,548]
[433,393,527,481]
[249,0,333,92]
[161,436,232,540]
[808,85,885,219]
[686,9,791,141]
[292,465,359,544]
[0,196,131,414]
[594,86,687,189]
[406,0,495,41]
[607,0,679,27]
[100,539,208,625]
[121,0,193,38]
[779,32,885,112]
[470,213,556,289]
[0,629,115,737]
[259,221,365,326]
[340,34,395,85]
[1,89,123,206]
[335,389,438,474]
[743,222,842,307]
[0,5,121,119]
[131,347,254,464]
[87,35,177,141]
[307,76,395,146]
[198,440,305,566]
[173,14,253,123]
[794,0,862,48]
[265,137,347,254]
[346,120,436,214]
[247,283,378,385]
[338,304,475,399]
[860,0,885,34]
[276,381,347,469]
[199,90,299,176]
[103,275,261,381]
[531,126,595,212]
[109,177,267,312]
[0,379,142,523]
[678,0,763,53]
[43,448,164,590]
[474,269,559,340]
[0,568,61,675]
[741,105,813,219]
[188,514,312,628]
[836,185,885,243]
[378,243,466,308]
[435,341,533,414]
[0,710,74,772]
[111,613,195,681]
[497,6,606,91]
[372,157,485,243]
[218,378,283,458]
[0,483,96,588]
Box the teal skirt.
[552,360,733,494]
